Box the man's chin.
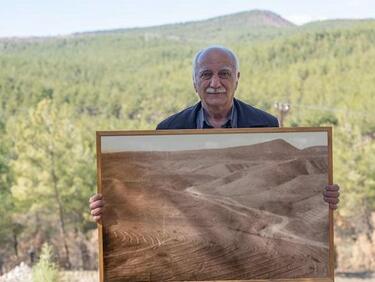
[203,98,230,109]
[207,94,227,101]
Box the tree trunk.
[50,150,71,269]
[13,231,18,257]
[79,238,90,269]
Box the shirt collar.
[196,102,237,129]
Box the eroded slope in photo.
[101,139,329,281]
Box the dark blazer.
[156,98,279,129]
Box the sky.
[101,131,328,152]
[0,0,374,37]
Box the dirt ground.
[1,270,374,281]
[101,142,331,281]
[59,271,375,282]
[337,279,375,282]
[336,273,375,282]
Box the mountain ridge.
[1,9,374,41]
[73,10,295,36]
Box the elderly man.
[157,45,278,129]
[89,45,340,221]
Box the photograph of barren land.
[101,138,329,281]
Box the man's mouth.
[206,88,226,94]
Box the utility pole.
[274,102,290,127]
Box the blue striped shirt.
[196,104,238,128]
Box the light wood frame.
[96,127,334,282]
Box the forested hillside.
[0,10,374,272]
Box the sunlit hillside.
[0,9,374,274]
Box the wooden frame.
[96,127,334,282]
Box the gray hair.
[192,45,240,83]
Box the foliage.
[8,98,97,266]
[0,119,17,253]
[32,243,59,282]
[0,13,374,268]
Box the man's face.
[193,49,240,112]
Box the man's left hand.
[323,184,340,210]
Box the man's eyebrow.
[199,66,233,73]
[220,66,234,71]
[199,69,212,74]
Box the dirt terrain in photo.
[101,139,329,281]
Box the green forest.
[0,10,374,273]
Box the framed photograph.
[96,128,334,282]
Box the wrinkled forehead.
[196,49,237,71]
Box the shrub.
[32,243,59,282]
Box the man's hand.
[89,193,104,223]
[323,184,340,210]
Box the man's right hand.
[89,193,104,223]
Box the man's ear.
[235,71,240,90]
[193,77,198,93]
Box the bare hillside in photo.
[100,139,329,281]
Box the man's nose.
[209,74,221,88]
